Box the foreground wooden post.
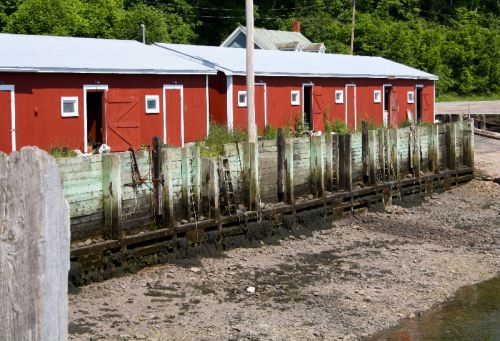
[102,153,122,240]
[390,128,400,180]
[310,135,324,197]
[412,127,421,178]
[0,148,70,340]
[152,136,163,221]
[277,128,286,202]
[338,134,352,191]
[378,129,386,180]
[162,148,175,227]
[192,146,201,215]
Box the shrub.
[200,122,247,157]
[325,119,350,134]
[49,146,77,158]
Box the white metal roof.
[0,34,216,75]
[155,43,438,80]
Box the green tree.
[117,3,196,44]
[3,0,87,36]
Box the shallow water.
[369,276,500,341]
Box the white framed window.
[237,91,247,107]
[374,90,382,103]
[335,90,344,104]
[407,91,415,104]
[291,90,300,106]
[145,95,160,114]
[61,96,79,117]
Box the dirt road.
[436,100,500,115]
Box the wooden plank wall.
[59,122,473,243]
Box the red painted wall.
[0,90,12,153]
[226,76,434,132]
[0,73,208,152]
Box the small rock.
[134,334,147,340]
[84,239,92,246]
[259,202,266,209]
[199,215,205,221]
[299,235,307,240]
[247,286,256,293]
[190,267,201,273]
[189,217,195,223]
[307,194,315,200]
[180,219,188,224]
[409,313,416,319]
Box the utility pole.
[140,23,145,44]
[246,0,257,143]
[350,0,356,55]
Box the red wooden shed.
[155,44,438,133]
[0,34,216,154]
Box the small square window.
[145,95,160,114]
[61,96,79,117]
[238,91,247,107]
[407,91,415,104]
[291,90,300,106]
[335,90,344,104]
[374,90,382,103]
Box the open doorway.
[383,85,392,127]
[303,85,313,130]
[416,86,423,122]
[86,91,104,149]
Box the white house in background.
[220,20,326,53]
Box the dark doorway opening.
[416,87,423,121]
[303,85,312,130]
[384,86,391,112]
[86,91,104,148]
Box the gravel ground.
[69,179,500,341]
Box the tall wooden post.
[310,135,324,197]
[152,136,163,222]
[446,122,457,171]
[464,118,475,168]
[162,148,175,227]
[368,129,377,184]
[362,121,369,184]
[339,134,352,191]
[429,124,440,173]
[0,148,70,340]
[285,138,294,205]
[181,147,191,219]
[277,128,286,202]
[325,133,334,191]
[243,142,259,211]
[103,153,122,240]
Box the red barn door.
[0,89,13,153]
[346,85,356,129]
[255,84,266,134]
[106,95,140,151]
[165,86,183,147]
[313,86,323,131]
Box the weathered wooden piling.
[446,122,457,170]
[162,148,175,227]
[244,142,260,211]
[368,129,377,184]
[310,135,324,197]
[285,138,294,206]
[102,153,122,240]
[277,128,286,202]
[152,136,163,221]
[1,148,70,341]
[429,124,440,173]
[338,134,352,191]
[362,121,369,184]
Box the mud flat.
[69,179,499,341]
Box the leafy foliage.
[200,122,247,157]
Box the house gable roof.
[154,43,439,81]
[221,25,319,52]
[0,33,216,75]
